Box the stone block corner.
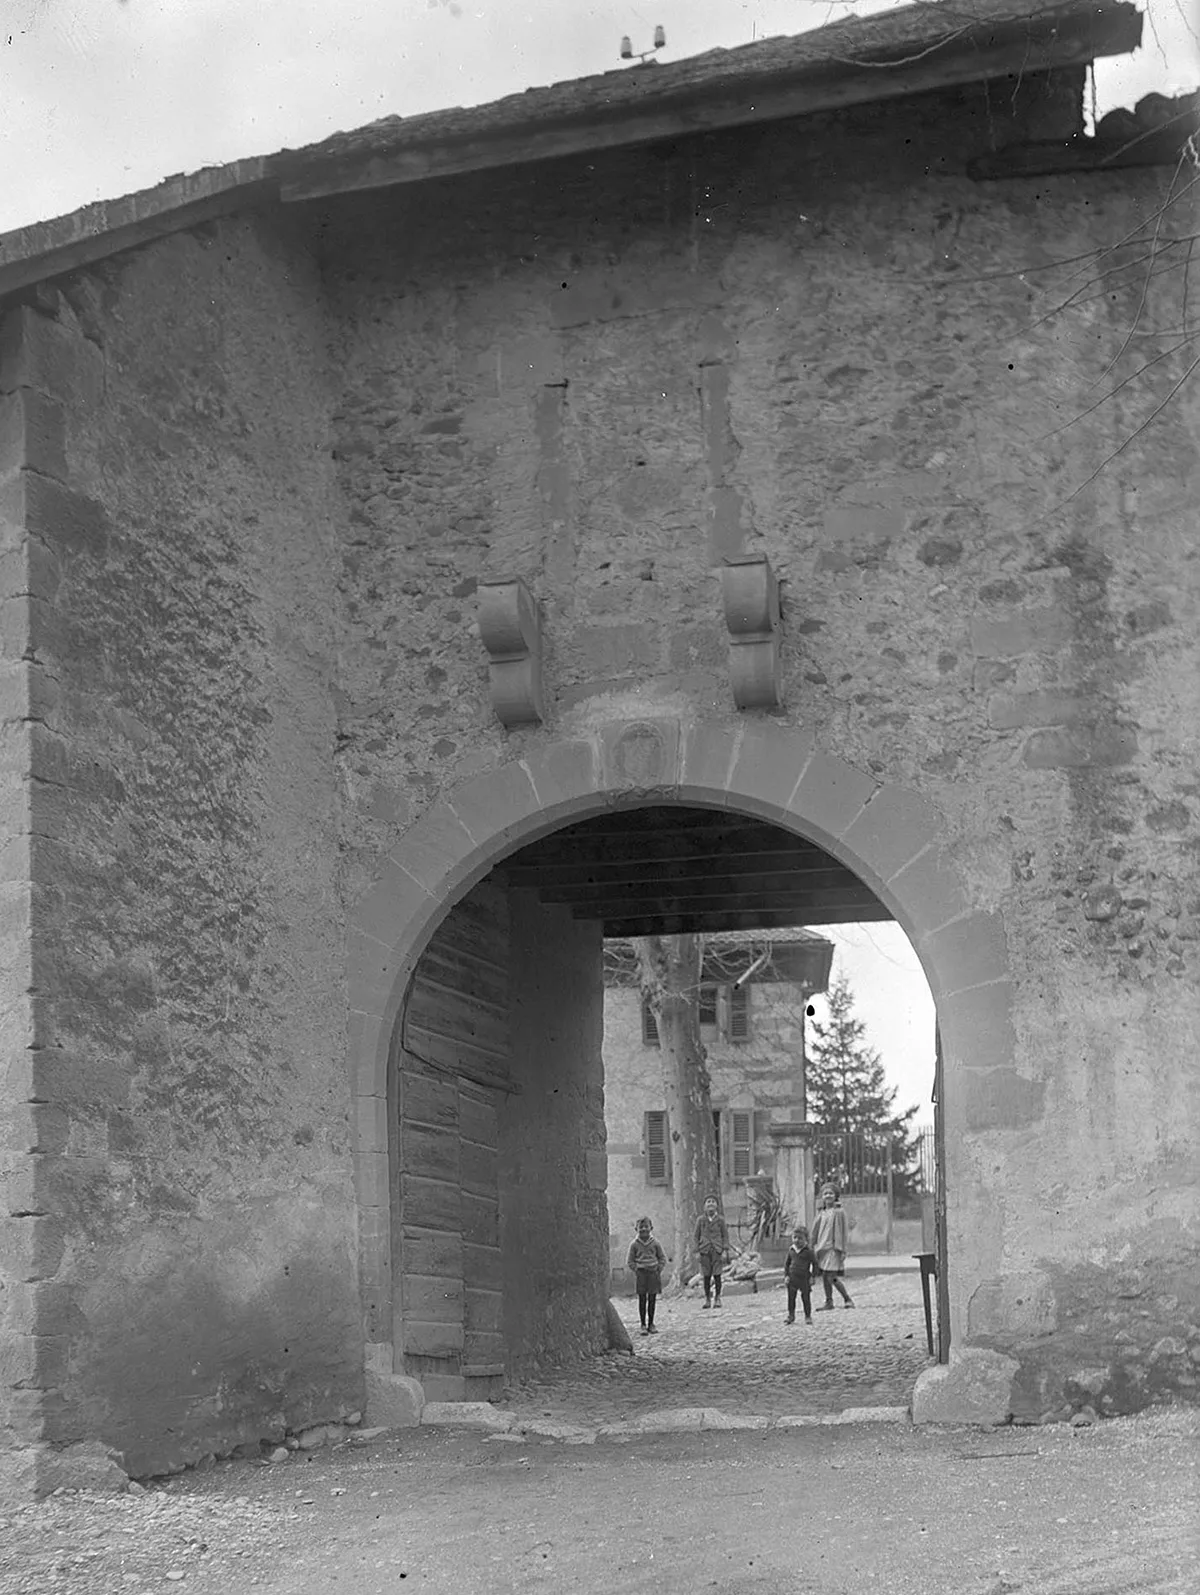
[911,1347,1019,1426]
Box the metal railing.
[810,1130,895,1197]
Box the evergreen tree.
[806,973,919,1200]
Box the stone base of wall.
[0,1439,132,1506]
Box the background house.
[603,932,833,1281]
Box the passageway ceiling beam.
[494,803,893,935]
[603,905,891,935]
[535,868,862,903]
[570,884,884,922]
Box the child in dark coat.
[784,1224,816,1325]
[626,1216,667,1334]
[694,1194,731,1308]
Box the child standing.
[626,1216,667,1334]
[783,1224,816,1325]
[694,1194,731,1308]
[811,1184,854,1309]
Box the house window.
[645,1110,669,1184]
[642,985,751,1045]
[731,1110,753,1179]
[698,985,718,1028]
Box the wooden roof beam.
[523,866,863,900]
[574,884,884,919]
[601,903,893,934]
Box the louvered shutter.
[732,1110,753,1179]
[645,1110,669,1184]
[729,983,750,1041]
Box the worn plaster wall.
[0,215,360,1478]
[501,891,607,1373]
[603,985,677,1276]
[319,71,1199,1412]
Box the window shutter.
[645,1110,669,1184]
[641,1000,659,1047]
[729,983,749,1041]
[732,1111,752,1179]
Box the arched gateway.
[346,716,1015,1409]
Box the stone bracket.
[478,578,544,728]
[721,555,781,710]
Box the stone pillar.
[767,1123,815,1236]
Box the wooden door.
[396,887,512,1400]
[459,1084,503,1380]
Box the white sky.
[1,1,1198,234]
[809,923,937,1128]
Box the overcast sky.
[811,923,937,1127]
[2,1,1197,234]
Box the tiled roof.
[0,0,1141,297]
[279,0,1134,175]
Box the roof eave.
[0,160,274,300]
[279,6,1139,204]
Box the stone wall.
[318,74,1199,1413]
[1,215,362,1479]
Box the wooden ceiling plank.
[602,902,894,934]
[554,881,878,913]
[500,833,824,874]
[525,866,863,900]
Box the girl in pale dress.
[811,1184,854,1310]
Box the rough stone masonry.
[1,4,1197,1494]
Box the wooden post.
[885,1134,894,1255]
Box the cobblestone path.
[503,1272,932,1424]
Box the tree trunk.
[633,933,720,1288]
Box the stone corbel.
[477,578,544,728]
[721,555,781,710]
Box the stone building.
[2,0,1198,1492]
[603,929,833,1280]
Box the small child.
[626,1216,667,1334]
[694,1194,731,1308]
[783,1224,816,1325]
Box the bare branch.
[1094,157,1192,384]
[1061,172,1200,284]
[1046,352,1200,514]
[1045,336,1200,436]
[1023,243,1187,333]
